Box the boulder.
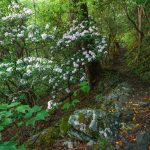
[68,109,120,142]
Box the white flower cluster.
[1,2,32,21]
[0,55,86,104]
[54,19,107,71]
[0,62,14,77]
[57,20,107,50]
[0,2,55,53]
[47,100,58,110]
[16,57,53,78]
[1,23,40,44]
[0,24,54,46]
[0,57,53,84]
[43,20,108,104]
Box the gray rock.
[136,130,150,145]
[68,109,120,142]
[63,141,74,149]
[107,82,132,102]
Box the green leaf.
[7,102,20,108]
[1,118,13,130]
[0,141,17,150]
[0,110,12,117]
[79,81,90,93]
[0,126,4,131]
[73,91,78,97]
[0,104,8,110]
[31,105,42,113]
[26,118,36,126]
[26,110,48,126]
[25,112,32,119]
[35,110,48,121]
[25,106,42,119]
[16,105,30,113]
[72,99,80,107]
[2,118,12,126]
[18,145,26,150]
[17,122,23,127]
[63,102,71,110]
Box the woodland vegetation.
[0,0,150,149]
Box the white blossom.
[20,79,27,85]
[17,33,24,38]
[45,24,50,30]
[47,100,57,110]
[41,33,48,40]
[6,67,13,74]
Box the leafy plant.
[59,117,70,136]
[0,142,25,150]
[79,81,90,93]
[62,99,80,110]
[95,94,104,102]
[0,102,49,148]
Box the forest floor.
[49,46,150,149]
[24,69,150,150]
[50,72,150,150]
[50,52,150,150]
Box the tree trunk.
[138,5,145,48]
[69,0,102,88]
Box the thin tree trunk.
[138,5,145,48]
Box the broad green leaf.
[17,122,23,127]
[63,102,71,110]
[26,118,36,126]
[25,112,32,119]
[79,81,90,93]
[25,106,42,119]
[0,126,4,131]
[35,110,48,121]
[16,105,30,113]
[18,145,26,150]
[73,91,78,97]
[7,102,20,108]
[0,141,17,150]
[72,99,80,107]
[0,104,8,110]
[0,110,12,117]
[26,110,48,126]
[31,105,42,113]
[2,118,12,126]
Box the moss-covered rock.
[68,109,120,142]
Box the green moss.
[59,116,70,136]
[142,71,150,82]
[78,113,85,123]
[92,138,114,150]
[38,127,60,146]
[26,126,60,149]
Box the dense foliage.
[0,0,149,149]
